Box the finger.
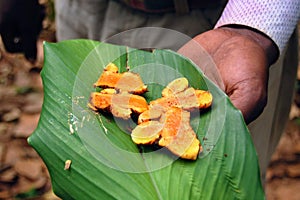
[228,79,267,124]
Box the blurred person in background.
[0,0,44,62]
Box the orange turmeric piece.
[150,77,213,111]
[195,90,213,109]
[158,107,201,160]
[132,106,201,160]
[89,89,148,119]
[131,121,163,145]
[131,77,212,160]
[93,63,147,94]
[137,105,165,124]
[90,67,212,160]
[161,77,189,97]
[89,63,149,119]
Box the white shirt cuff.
[215,0,300,53]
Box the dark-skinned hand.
[179,26,278,124]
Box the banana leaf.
[28,39,264,199]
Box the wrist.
[218,25,279,66]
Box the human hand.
[178,26,278,124]
[0,0,44,62]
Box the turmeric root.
[161,77,189,97]
[158,107,201,160]
[89,63,148,119]
[195,90,213,109]
[93,63,147,94]
[137,105,165,124]
[131,121,163,145]
[150,77,213,111]
[89,90,148,119]
[132,107,201,160]
[90,66,212,160]
[131,78,213,160]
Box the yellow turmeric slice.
[150,78,213,111]
[90,68,211,160]
[161,77,189,97]
[93,63,147,94]
[132,107,201,160]
[131,78,211,160]
[164,127,201,160]
[150,88,199,111]
[104,62,119,73]
[158,107,201,160]
[158,107,188,145]
[150,88,212,111]
[131,121,163,145]
[137,105,165,124]
[89,91,148,119]
[195,90,213,109]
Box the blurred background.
[0,0,299,199]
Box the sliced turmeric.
[93,63,147,94]
[90,66,212,160]
[131,121,163,145]
[161,77,189,97]
[158,107,201,160]
[133,107,201,160]
[158,107,190,146]
[195,90,213,109]
[131,78,213,160]
[150,77,213,111]
[137,105,165,124]
[89,90,148,119]
[89,63,149,119]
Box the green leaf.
[28,40,264,199]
